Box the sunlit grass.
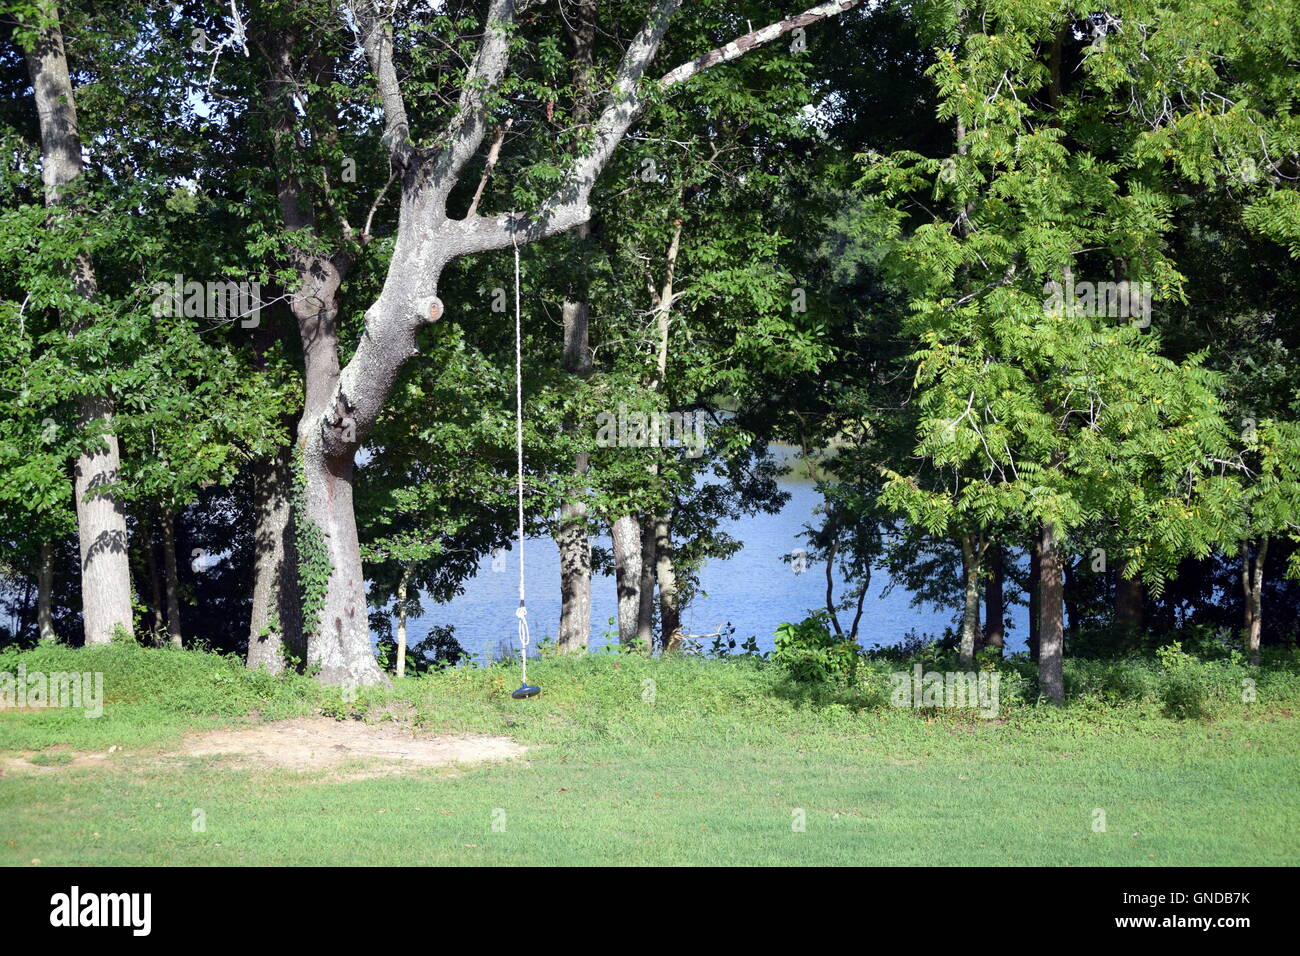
[1,644,1297,865]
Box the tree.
[246,0,865,684]
[13,0,133,645]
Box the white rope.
[513,238,529,685]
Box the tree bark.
[37,540,55,642]
[1038,522,1066,705]
[638,519,657,650]
[247,445,302,672]
[611,515,644,647]
[22,6,134,646]
[654,516,682,650]
[551,3,599,654]
[1242,537,1267,665]
[555,300,593,652]
[261,27,384,687]
[1028,535,1041,661]
[958,533,981,667]
[982,542,1004,652]
[395,563,413,678]
[160,509,183,647]
[146,516,165,637]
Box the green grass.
[1,643,1298,865]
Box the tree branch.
[659,0,863,89]
[456,0,864,253]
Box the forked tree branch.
[456,0,864,252]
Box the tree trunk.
[959,533,981,666]
[23,11,134,645]
[555,301,593,652]
[1242,538,1267,665]
[299,428,387,686]
[638,519,657,650]
[1063,556,1080,639]
[160,509,183,647]
[1038,522,1065,705]
[655,516,682,650]
[37,540,55,642]
[145,516,165,638]
[611,515,644,648]
[395,563,412,679]
[553,4,599,654]
[1028,535,1041,661]
[247,445,302,673]
[1115,560,1144,633]
[983,542,1004,653]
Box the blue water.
[404,474,1029,662]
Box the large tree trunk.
[958,533,981,666]
[298,428,386,686]
[37,540,55,642]
[654,516,682,650]
[261,28,384,688]
[247,445,302,672]
[1242,538,1267,666]
[555,301,593,652]
[982,542,1004,653]
[611,515,644,648]
[1037,522,1066,705]
[23,10,134,645]
[160,509,183,647]
[553,3,599,653]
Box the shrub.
[772,613,860,685]
[1156,642,1217,719]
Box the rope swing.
[510,237,539,700]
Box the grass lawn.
[1,643,1297,865]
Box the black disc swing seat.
[508,240,539,701]
[512,682,540,699]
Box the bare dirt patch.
[1,744,113,775]
[177,717,526,778]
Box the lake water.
[405,462,1029,662]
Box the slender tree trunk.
[611,515,644,648]
[638,520,657,650]
[1063,556,1080,639]
[1028,535,1041,661]
[160,509,183,647]
[1242,538,1267,665]
[1114,559,1144,633]
[395,563,412,678]
[247,445,302,673]
[37,540,55,642]
[983,542,1004,653]
[824,530,843,636]
[959,533,981,666]
[655,516,682,650]
[1038,522,1065,705]
[22,10,134,646]
[555,301,593,652]
[146,516,165,638]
